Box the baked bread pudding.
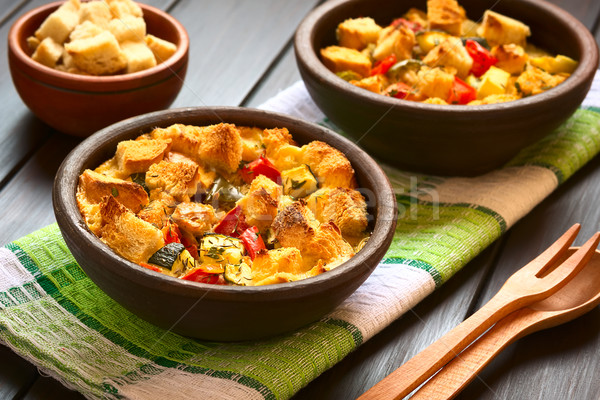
[77,123,371,286]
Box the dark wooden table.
[1,1,600,399]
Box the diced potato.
[492,44,528,75]
[281,164,318,198]
[477,10,531,47]
[477,66,511,99]
[336,17,382,50]
[320,45,372,78]
[530,55,578,74]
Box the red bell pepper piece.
[391,17,422,33]
[387,82,419,101]
[239,157,281,184]
[447,76,477,105]
[162,221,181,244]
[213,205,250,238]
[139,262,161,273]
[180,236,199,260]
[465,39,497,77]
[239,226,266,260]
[182,269,224,284]
[370,54,397,76]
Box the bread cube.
[120,40,156,73]
[79,1,113,29]
[145,34,177,63]
[415,66,455,100]
[31,37,63,68]
[350,74,387,94]
[34,3,79,44]
[150,124,203,159]
[26,36,40,52]
[77,169,149,213]
[145,160,200,202]
[320,45,371,79]
[306,187,368,237]
[107,0,143,18]
[304,222,354,268]
[492,44,528,75]
[373,25,415,62]
[427,0,466,36]
[171,202,217,236]
[272,201,319,251]
[423,37,473,79]
[477,10,531,47]
[238,175,282,231]
[251,248,306,285]
[115,138,172,176]
[197,123,243,173]
[108,15,146,43]
[336,17,382,50]
[300,140,356,189]
[65,30,127,75]
[69,20,104,41]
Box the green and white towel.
[1,72,600,400]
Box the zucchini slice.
[224,263,253,286]
[200,233,244,266]
[148,243,185,270]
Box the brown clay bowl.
[53,107,398,341]
[8,1,189,137]
[294,0,599,176]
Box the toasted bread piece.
[262,127,302,171]
[97,195,164,264]
[31,37,63,68]
[304,222,354,268]
[137,189,177,228]
[372,25,416,62]
[69,20,104,41]
[197,123,243,173]
[115,138,171,176]
[427,0,466,36]
[477,10,531,47]
[415,66,455,99]
[150,124,203,160]
[422,37,473,79]
[26,36,41,52]
[165,151,216,189]
[272,200,319,251]
[79,1,113,29]
[239,126,264,162]
[107,0,143,19]
[306,187,368,237]
[336,17,382,50]
[145,160,200,202]
[108,15,146,43]
[250,247,306,284]
[171,202,217,235]
[120,40,156,73]
[300,141,357,189]
[77,169,149,213]
[320,45,372,78]
[65,30,127,75]
[35,1,80,44]
[492,44,528,75]
[237,175,282,232]
[145,34,177,63]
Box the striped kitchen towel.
[1,72,599,400]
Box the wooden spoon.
[411,247,600,399]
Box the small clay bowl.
[294,0,599,176]
[8,1,189,137]
[53,107,398,341]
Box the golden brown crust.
[77,169,148,213]
[250,247,305,284]
[427,0,466,36]
[304,222,354,268]
[237,175,282,232]
[301,141,357,189]
[271,200,319,251]
[306,187,368,237]
[171,202,217,236]
[197,123,243,173]
[150,124,203,159]
[145,160,200,202]
[115,138,172,176]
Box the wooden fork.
[358,224,600,400]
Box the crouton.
[65,30,127,75]
[237,175,282,231]
[350,74,387,94]
[108,15,146,43]
[171,202,217,235]
[145,160,200,202]
[336,17,382,50]
[31,37,63,68]
[107,0,143,19]
[114,138,171,176]
[492,44,528,75]
[145,34,177,63]
[239,126,265,162]
[97,195,164,264]
[137,188,177,228]
[197,123,243,173]
[306,187,368,237]
[77,169,149,213]
[272,200,319,251]
[150,124,203,159]
[69,20,104,41]
[320,45,372,78]
[26,36,41,52]
[477,10,531,47]
[262,127,302,171]
[422,37,473,79]
[403,7,428,28]
[79,1,113,29]
[120,40,157,73]
[427,0,466,36]
[250,247,307,285]
[300,141,357,189]
[35,1,80,44]
[304,222,354,268]
[372,25,415,62]
[165,152,216,189]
